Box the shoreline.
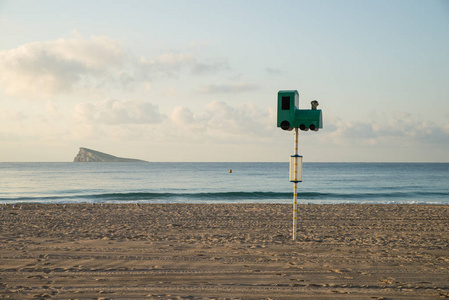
[1,203,449,299]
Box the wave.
[2,192,290,202]
[2,191,449,203]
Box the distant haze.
[1,1,448,162]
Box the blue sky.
[1,0,448,162]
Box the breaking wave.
[2,191,449,204]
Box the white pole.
[293,127,299,240]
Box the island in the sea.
[73,147,147,162]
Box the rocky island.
[73,147,147,162]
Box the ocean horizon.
[1,162,448,205]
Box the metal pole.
[293,127,298,240]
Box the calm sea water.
[1,163,448,204]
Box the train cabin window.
[282,96,290,110]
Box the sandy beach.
[1,203,448,299]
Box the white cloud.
[197,82,258,94]
[0,109,27,121]
[0,35,124,98]
[71,99,274,144]
[70,123,100,140]
[265,67,285,76]
[52,35,124,69]
[170,106,194,125]
[74,99,164,125]
[0,34,231,99]
[45,101,63,119]
[321,114,449,146]
[192,58,229,75]
[157,53,192,66]
[167,101,273,143]
[139,53,229,78]
[139,53,193,77]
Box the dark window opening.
[282,96,290,110]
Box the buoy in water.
[229,169,232,173]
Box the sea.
[1,162,448,205]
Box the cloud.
[197,82,258,94]
[66,97,449,162]
[265,67,285,76]
[156,53,192,66]
[43,101,64,120]
[74,99,164,125]
[170,106,194,125]
[0,34,231,99]
[139,53,193,78]
[191,58,229,75]
[70,96,448,152]
[167,101,273,143]
[139,54,229,79]
[323,115,449,146]
[0,109,27,121]
[0,35,124,97]
[72,100,273,143]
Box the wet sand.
[1,203,449,299]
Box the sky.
[0,0,448,162]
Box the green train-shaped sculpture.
[277,90,323,131]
